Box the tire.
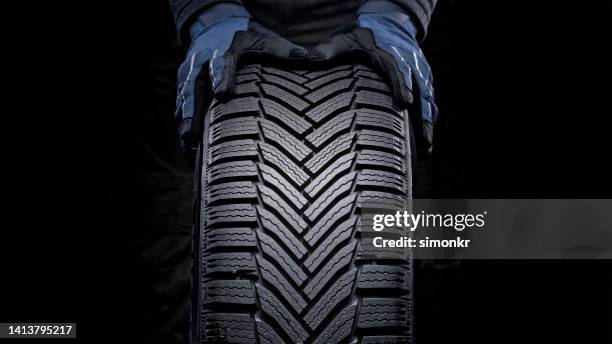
[194,63,415,343]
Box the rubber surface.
[195,63,414,343]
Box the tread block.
[355,69,384,80]
[236,73,259,83]
[203,253,256,277]
[261,98,311,135]
[305,69,353,89]
[361,336,412,344]
[261,120,312,162]
[357,130,405,156]
[306,110,354,147]
[356,77,391,92]
[203,313,256,343]
[305,133,354,174]
[358,191,408,211]
[357,150,405,175]
[304,217,356,273]
[258,232,307,286]
[304,269,357,330]
[262,83,310,111]
[262,67,308,84]
[307,174,356,217]
[305,194,356,246]
[255,318,285,344]
[356,90,396,111]
[207,205,257,226]
[357,298,412,330]
[257,207,307,259]
[203,280,255,305]
[257,257,307,313]
[313,305,357,344]
[262,73,308,95]
[305,78,353,103]
[256,285,308,343]
[357,169,406,193]
[208,140,258,165]
[211,97,259,123]
[210,117,258,144]
[305,152,355,197]
[208,161,258,184]
[234,81,259,95]
[237,65,261,75]
[259,142,309,186]
[357,265,411,292]
[259,185,307,233]
[259,164,307,209]
[208,181,257,204]
[356,108,404,135]
[304,241,357,299]
[203,227,257,249]
[304,172,356,221]
[303,65,352,79]
[306,92,354,124]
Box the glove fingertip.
[213,79,228,99]
[387,73,412,107]
[288,47,308,58]
[213,54,236,99]
[423,121,434,154]
[310,47,332,61]
[400,86,414,106]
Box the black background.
[2,0,611,342]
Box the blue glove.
[314,0,437,153]
[175,4,308,158]
[176,4,248,146]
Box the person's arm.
[314,0,438,154]
[170,0,437,45]
[172,2,309,161]
[169,0,244,45]
[386,0,437,40]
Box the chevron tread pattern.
[198,63,413,343]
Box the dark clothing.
[169,0,437,46]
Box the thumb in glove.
[212,22,311,99]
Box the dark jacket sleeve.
[169,0,244,45]
[169,0,437,46]
[388,0,437,40]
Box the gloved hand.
[175,4,309,160]
[313,0,437,154]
